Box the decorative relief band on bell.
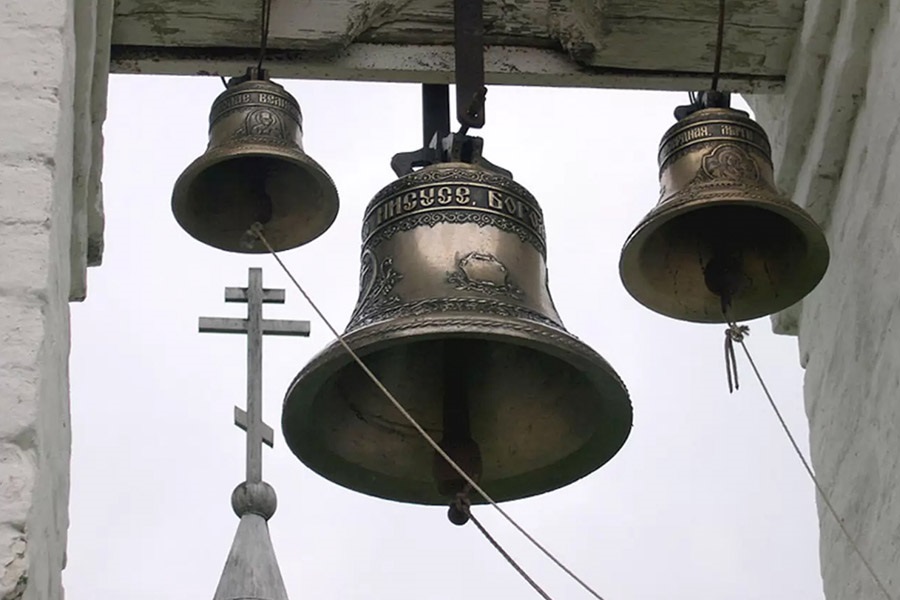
[362,182,547,253]
[366,210,547,256]
[210,87,302,129]
[658,118,772,169]
[347,296,563,331]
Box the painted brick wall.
[0,1,76,598]
[748,0,900,597]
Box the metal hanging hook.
[454,0,487,130]
[390,84,510,177]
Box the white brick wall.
[748,0,900,597]
[0,0,82,598]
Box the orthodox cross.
[199,268,310,483]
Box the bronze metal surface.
[620,107,830,323]
[282,163,632,505]
[172,75,338,253]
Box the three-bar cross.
[199,268,310,483]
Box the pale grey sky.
[66,75,824,599]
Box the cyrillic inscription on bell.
[172,73,339,253]
[619,107,830,323]
[283,163,632,505]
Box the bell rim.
[619,195,830,323]
[282,313,633,505]
[171,142,339,253]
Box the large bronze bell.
[283,162,632,505]
[172,69,339,253]
[620,106,829,322]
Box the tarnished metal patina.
[620,106,830,323]
[172,69,338,253]
[282,162,632,505]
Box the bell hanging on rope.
[282,161,632,505]
[619,101,829,322]
[172,68,339,253]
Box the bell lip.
[619,195,830,323]
[281,314,633,506]
[171,142,339,254]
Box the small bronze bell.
[283,162,632,505]
[172,69,339,253]
[620,105,829,322]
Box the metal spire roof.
[200,268,311,600]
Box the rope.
[249,224,608,600]
[724,322,748,393]
[728,324,895,600]
[469,511,555,600]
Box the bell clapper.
[703,250,744,315]
[433,340,484,504]
[703,240,753,393]
[255,167,275,225]
[447,490,473,526]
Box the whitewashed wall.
[0,1,108,598]
[748,0,900,597]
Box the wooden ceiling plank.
[109,42,783,92]
[585,18,791,76]
[113,0,260,46]
[109,0,795,89]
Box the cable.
[250,224,608,600]
[257,0,273,71]
[469,510,555,600]
[734,333,895,600]
[711,0,726,91]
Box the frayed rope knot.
[724,323,750,393]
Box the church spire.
[199,268,310,600]
[212,481,288,600]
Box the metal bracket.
[674,90,736,120]
[391,131,512,179]
[227,66,268,87]
[454,0,486,130]
[390,83,511,178]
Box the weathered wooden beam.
[109,0,798,91]
[109,43,783,92]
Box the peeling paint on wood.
[108,42,783,92]
[109,0,801,89]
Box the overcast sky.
[64,75,825,600]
